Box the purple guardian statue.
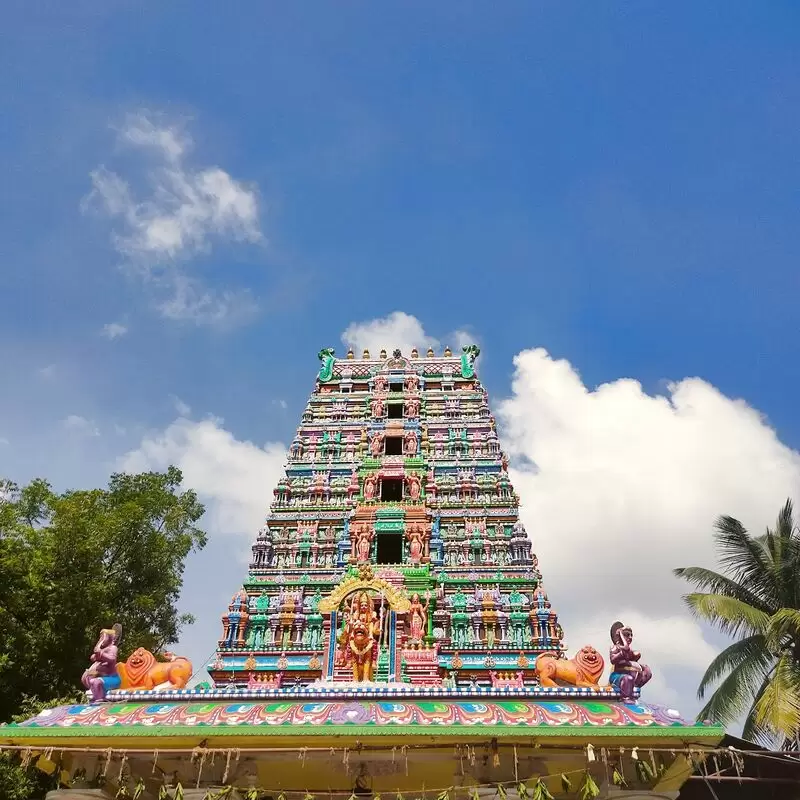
[81,623,123,701]
[609,621,652,703]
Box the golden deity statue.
[337,591,381,682]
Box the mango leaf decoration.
[530,779,553,800]
[579,773,600,800]
[560,775,572,793]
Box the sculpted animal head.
[124,647,157,685]
[462,344,481,360]
[575,645,605,680]
[318,348,335,361]
[610,621,633,647]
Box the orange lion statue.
[534,646,605,688]
[117,648,193,691]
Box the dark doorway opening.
[387,403,403,419]
[380,478,403,502]
[390,382,403,393]
[377,533,403,564]
[385,437,403,456]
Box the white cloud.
[341,311,476,358]
[37,364,56,380]
[156,274,258,327]
[171,395,192,417]
[101,322,128,340]
[62,414,100,437]
[84,111,263,326]
[494,347,800,715]
[119,416,286,545]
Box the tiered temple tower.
[4,346,722,798]
[210,344,564,688]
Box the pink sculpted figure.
[408,592,429,643]
[406,474,421,501]
[374,375,388,393]
[405,375,419,392]
[357,527,372,563]
[408,522,424,564]
[370,432,384,457]
[371,396,385,417]
[403,430,418,456]
[363,474,377,500]
[404,397,420,417]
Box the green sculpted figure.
[460,344,481,379]
[317,348,335,382]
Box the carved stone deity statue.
[370,431,385,457]
[609,621,652,703]
[403,430,418,456]
[337,591,381,682]
[408,591,430,644]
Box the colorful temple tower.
[1,347,725,800]
[211,344,565,690]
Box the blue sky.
[3,3,800,716]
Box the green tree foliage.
[0,467,206,723]
[675,499,800,747]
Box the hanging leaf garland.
[611,767,626,787]
[530,779,553,800]
[559,775,571,793]
[579,773,600,800]
[132,779,146,800]
[497,784,508,800]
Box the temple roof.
[3,698,722,745]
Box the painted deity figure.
[370,431,384,457]
[404,396,420,418]
[407,521,425,564]
[609,621,652,703]
[406,474,421,501]
[356,525,372,563]
[338,591,381,682]
[403,430,418,456]
[82,624,123,701]
[371,396,385,418]
[363,474,378,501]
[374,375,388,393]
[405,374,419,392]
[408,592,430,644]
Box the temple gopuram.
[2,346,725,799]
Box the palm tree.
[674,499,800,747]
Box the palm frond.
[697,647,775,727]
[753,652,800,741]
[673,567,774,614]
[713,515,777,604]
[765,608,800,655]
[696,635,771,699]
[682,593,770,638]
[742,670,778,747]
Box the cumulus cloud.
[101,322,128,340]
[84,111,263,326]
[119,415,286,545]
[495,347,800,714]
[62,414,100,437]
[341,311,476,357]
